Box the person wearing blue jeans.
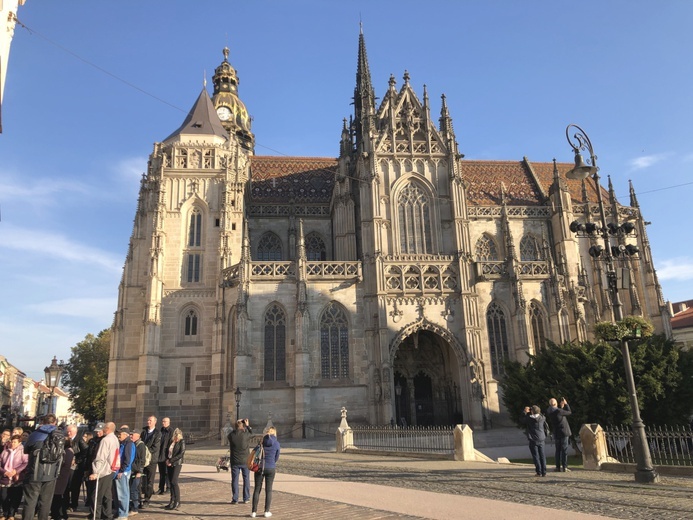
[227,419,253,504]
[113,427,135,519]
[546,397,572,472]
[520,405,547,476]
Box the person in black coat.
[164,429,185,511]
[227,419,253,504]
[546,397,572,472]
[156,418,172,496]
[139,416,161,507]
[66,424,88,510]
[520,405,547,477]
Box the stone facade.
[107,33,672,436]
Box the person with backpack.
[22,414,65,520]
[519,405,547,477]
[250,427,280,519]
[227,418,253,505]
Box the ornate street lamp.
[43,356,65,416]
[234,386,242,420]
[565,124,658,483]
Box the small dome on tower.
[212,47,253,148]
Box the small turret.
[212,47,254,151]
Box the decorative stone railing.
[383,259,458,293]
[518,261,549,277]
[306,261,361,279]
[475,261,507,280]
[251,262,296,278]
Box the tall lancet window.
[320,302,349,379]
[188,209,203,247]
[475,234,499,261]
[529,301,547,352]
[487,302,509,377]
[398,182,433,254]
[263,304,286,382]
[520,235,544,261]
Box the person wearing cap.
[89,422,118,520]
[84,423,105,515]
[113,426,135,520]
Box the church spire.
[629,179,640,208]
[354,25,375,149]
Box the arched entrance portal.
[393,330,463,426]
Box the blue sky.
[2,1,692,382]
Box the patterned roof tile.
[250,156,338,204]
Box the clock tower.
[211,47,254,151]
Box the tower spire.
[354,25,375,149]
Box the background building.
[0,0,26,132]
[108,34,671,436]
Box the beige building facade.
[107,34,671,436]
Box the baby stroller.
[216,455,231,472]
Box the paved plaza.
[70,440,693,520]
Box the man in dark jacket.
[520,405,547,477]
[129,430,147,515]
[156,417,171,496]
[23,413,63,520]
[66,423,88,510]
[546,397,572,472]
[227,419,253,504]
[139,416,161,508]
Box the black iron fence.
[603,424,693,466]
[346,425,455,455]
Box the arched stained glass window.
[184,309,198,338]
[520,235,544,261]
[475,235,499,261]
[487,302,509,377]
[305,232,327,261]
[264,304,286,381]
[529,301,547,352]
[320,302,349,379]
[188,209,202,247]
[257,232,282,261]
[397,182,433,254]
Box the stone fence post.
[454,424,475,461]
[335,406,353,453]
[580,423,613,470]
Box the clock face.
[217,106,232,121]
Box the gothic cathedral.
[107,32,671,435]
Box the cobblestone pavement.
[187,449,693,520]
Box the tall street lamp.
[234,386,242,420]
[43,356,65,416]
[565,124,658,484]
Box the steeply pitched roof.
[163,88,228,144]
[250,156,337,204]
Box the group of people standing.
[227,419,281,519]
[520,397,572,476]
[0,413,186,520]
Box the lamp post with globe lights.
[564,124,658,484]
[43,356,65,416]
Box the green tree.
[62,329,110,422]
[500,336,693,437]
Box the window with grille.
[188,209,202,247]
[487,302,509,377]
[529,301,547,351]
[263,304,286,381]
[320,302,349,379]
[397,182,433,254]
[520,235,544,261]
[186,253,201,282]
[305,232,327,261]
[475,234,499,261]
[183,366,192,392]
[184,309,198,337]
[257,232,283,261]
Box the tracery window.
[320,302,349,379]
[188,209,202,247]
[475,234,499,261]
[184,309,198,338]
[487,302,509,377]
[263,304,286,382]
[529,301,547,352]
[520,235,544,261]
[257,232,282,261]
[397,182,433,254]
[186,253,201,283]
[305,232,327,261]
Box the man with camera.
[546,397,572,472]
[227,418,253,505]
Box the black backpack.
[39,428,65,464]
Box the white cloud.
[0,223,123,273]
[0,175,90,207]
[656,258,693,281]
[27,297,116,320]
[629,153,670,171]
[112,156,147,183]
